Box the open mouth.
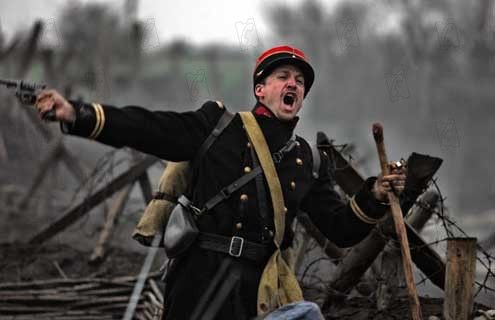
[283,92,296,106]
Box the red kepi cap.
[253,45,315,97]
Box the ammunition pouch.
[163,195,200,258]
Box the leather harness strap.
[196,109,234,161]
[197,232,269,263]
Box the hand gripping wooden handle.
[372,122,423,320]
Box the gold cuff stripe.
[89,103,105,139]
[350,196,380,224]
[94,103,105,137]
[89,103,101,138]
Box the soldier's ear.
[254,83,264,100]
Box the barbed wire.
[61,148,140,237]
[297,175,495,307]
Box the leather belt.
[197,232,269,263]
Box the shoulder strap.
[238,112,286,247]
[239,112,303,313]
[201,166,262,212]
[196,109,234,161]
[199,123,297,214]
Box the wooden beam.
[28,156,158,244]
[443,238,477,320]
[322,192,442,311]
[0,35,21,62]
[20,108,89,182]
[17,21,42,77]
[324,197,438,297]
[319,133,445,290]
[376,191,438,310]
[372,123,421,320]
[89,184,134,264]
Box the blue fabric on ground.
[263,301,325,320]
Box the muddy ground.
[0,243,490,319]
[0,243,164,283]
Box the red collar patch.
[253,103,274,118]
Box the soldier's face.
[255,64,305,121]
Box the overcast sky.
[0,0,340,46]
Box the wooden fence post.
[443,237,477,320]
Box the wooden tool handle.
[372,122,423,320]
[372,123,390,174]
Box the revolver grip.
[41,109,57,121]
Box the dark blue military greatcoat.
[62,100,388,319]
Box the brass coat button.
[290,181,296,190]
[296,158,303,166]
[240,194,248,202]
[244,166,252,173]
[247,142,251,148]
[235,222,243,229]
[284,207,288,213]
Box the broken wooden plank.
[29,156,158,244]
[330,190,438,298]
[376,191,438,310]
[319,134,446,290]
[374,124,421,319]
[148,279,164,304]
[90,184,134,264]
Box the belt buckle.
[229,236,244,257]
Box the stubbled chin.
[281,103,297,114]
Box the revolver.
[0,78,56,120]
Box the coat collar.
[251,102,299,129]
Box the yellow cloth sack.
[132,161,190,246]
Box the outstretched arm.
[35,89,225,161]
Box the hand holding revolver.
[35,89,76,122]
